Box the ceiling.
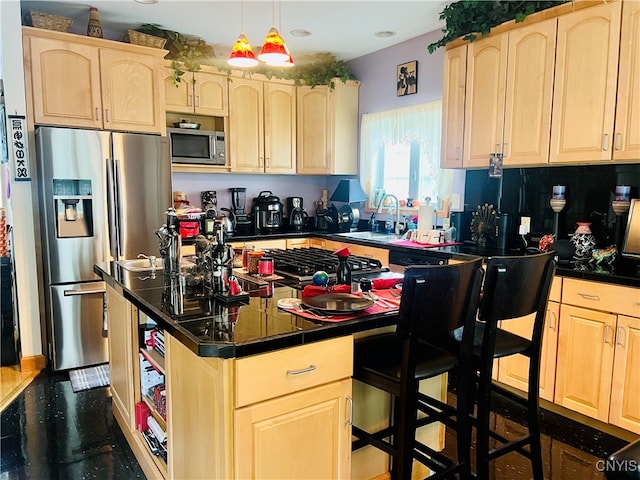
[20,0,449,63]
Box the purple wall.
[347,29,445,116]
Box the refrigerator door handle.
[63,286,106,296]
[113,158,124,258]
[106,157,118,259]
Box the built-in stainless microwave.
[168,128,226,165]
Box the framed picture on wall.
[397,60,418,96]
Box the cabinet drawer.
[562,278,640,317]
[235,336,353,407]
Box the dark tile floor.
[1,369,144,479]
[0,368,633,480]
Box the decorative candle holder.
[549,197,566,238]
[612,199,631,246]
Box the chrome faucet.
[376,193,404,235]
[137,253,157,269]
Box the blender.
[229,187,252,234]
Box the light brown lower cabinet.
[554,279,640,433]
[495,276,640,435]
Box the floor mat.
[68,364,110,393]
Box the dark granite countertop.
[95,262,397,359]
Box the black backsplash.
[462,164,640,249]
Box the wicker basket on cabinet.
[29,10,73,32]
[123,30,167,49]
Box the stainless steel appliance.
[264,247,388,284]
[168,128,225,165]
[36,127,172,371]
[286,197,308,232]
[252,191,284,234]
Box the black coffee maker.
[287,197,308,232]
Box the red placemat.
[389,239,462,248]
[292,289,400,323]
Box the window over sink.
[360,100,462,213]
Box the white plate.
[277,298,302,310]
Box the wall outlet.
[450,193,461,210]
[520,216,531,235]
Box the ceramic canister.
[570,222,596,261]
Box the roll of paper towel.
[418,205,434,230]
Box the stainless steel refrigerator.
[36,127,172,371]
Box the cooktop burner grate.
[265,247,388,283]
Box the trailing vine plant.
[134,25,356,89]
[427,0,570,53]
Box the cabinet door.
[441,45,467,169]
[463,34,508,168]
[163,67,193,114]
[549,1,621,164]
[193,70,228,116]
[613,0,640,161]
[609,315,640,434]
[497,301,559,402]
[555,304,616,421]
[99,48,164,134]
[229,78,264,172]
[28,36,102,128]
[264,82,296,174]
[235,379,352,480]
[502,19,556,166]
[297,85,330,174]
[105,284,136,431]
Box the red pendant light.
[228,33,259,67]
[228,0,258,68]
[258,27,291,65]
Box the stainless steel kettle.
[219,208,236,235]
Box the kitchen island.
[95,261,444,479]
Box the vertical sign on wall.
[8,115,30,181]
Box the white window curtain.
[360,100,454,210]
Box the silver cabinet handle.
[455,146,461,161]
[105,109,110,123]
[259,156,264,167]
[615,133,622,151]
[195,95,200,107]
[502,143,508,157]
[345,396,353,426]
[616,326,626,347]
[95,107,99,121]
[286,364,316,376]
[188,94,193,107]
[548,309,557,330]
[605,325,614,344]
[265,157,270,168]
[495,143,500,153]
[578,292,600,301]
[602,133,608,151]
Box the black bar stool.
[352,258,484,480]
[472,251,556,480]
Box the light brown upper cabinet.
[441,45,467,169]
[613,0,640,161]
[228,76,296,174]
[449,19,556,169]
[549,1,622,164]
[24,27,166,134]
[297,80,360,175]
[163,63,228,117]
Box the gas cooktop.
[264,247,389,283]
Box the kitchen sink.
[335,231,406,242]
[116,257,195,272]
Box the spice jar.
[258,257,274,276]
[247,251,264,274]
